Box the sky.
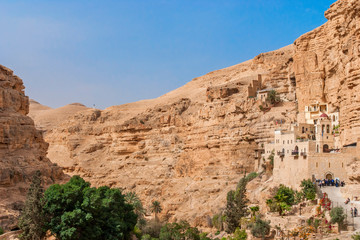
[0,0,336,109]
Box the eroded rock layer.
[0,65,63,230]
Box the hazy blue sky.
[0,0,336,109]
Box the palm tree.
[125,192,146,219]
[150,200,162,222]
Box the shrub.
[249,217,270,240]
[228,228,247,240]
[300,179,316,201]
[0,227,3,235]
[142,219,163,238]
[43,175,137,240]
[159,221,200,240]
[141,234,152,240]
[245,172,258,182]
[352,233,360,240]
[330,207,346,231]
[266,185,295,216]
[212,214,224,231]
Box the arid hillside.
[0,65,64,230]
[28,0,360,226]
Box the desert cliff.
[0,65,64,230]
[27,0,360,227]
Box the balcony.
[292,151,299,156]
[301,152,307,157]
[277,152,285,157]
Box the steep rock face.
[41,46,296,225]
[294,0,360,146]
[0,65,64,230]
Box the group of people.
[351,207,358,217]
[316,178,345,188]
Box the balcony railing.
[277,152,285,157]
[301,152,307,157]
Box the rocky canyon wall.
[42,46,296,225]
[0,65,64,230]
[294,0,360,146]
[28,0,360,227]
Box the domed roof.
[320,113,329,118]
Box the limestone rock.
[0,65,64,230]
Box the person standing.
[355,207,358,217]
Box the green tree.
[159,221,200,240]
[249,217,270,240]
[150,201,162,222]
[18,170,47,240]
[43,175,137,240]
[225,177,249,233]
[300,179,316,200]
[125,192,146,228]
[266,90,280,105]
[266,185,295,216]
[330,207,346,232]
[249,206,260,217]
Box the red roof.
[320,113,328,118]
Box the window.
[329,163,331,168]
[287,150,289,153]
[327,125,330,134]
[288,140,289,144]
[291,140,293,144]
[342,162,344,168]
[302,127,305,133]
[283,140,285,144]
[316,162,318,168]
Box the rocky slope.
[29,0,360,226]
[0,65,64,230]
[38,45,296,226]
[28,100,89,132]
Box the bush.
[249,217,270,240]
[228,228,247,240]
[330,207,346,230]
[300,179,316,201]
[245,172,258,182]
[142,220,163,238]
[43,175,137,240]
[159,221,201,240]
[352,233,360,240]
[0,227,3,235]
[266,185,295,216]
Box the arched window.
[327,125,330,133]
[317,145,319,153]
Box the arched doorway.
[325,172,333,180]
[323,144,329,153]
